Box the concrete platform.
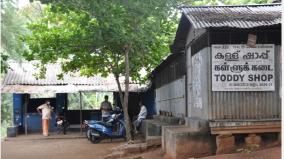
[163,126,215,159]
[161,125,185,152]
[141,116,181,139]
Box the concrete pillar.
[216,134,236,154]
[272,132,281,146]
[245,133,262,146]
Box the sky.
[18,0,30,8]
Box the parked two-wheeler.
[55,114,70,135]
[84,108,126,143]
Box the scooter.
[84,108,126,143]
[55,113,70,135]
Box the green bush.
[1,93,13,139]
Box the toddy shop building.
[150,3,281,159]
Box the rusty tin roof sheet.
[1,61,147,93]
[181,3,282,29]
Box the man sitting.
[133,102,147,134]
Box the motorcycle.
[55,113,70,135]
[84,108,126,143]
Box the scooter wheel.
[86,129,91,140]
[90,134,101,144]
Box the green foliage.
[23,0,178,83]
[1,0,27,73]
[22,0,272,79]
[1,94,13,138]
[23,1,179,140]
[22,0,272,140]
[1,0,44,73]
[30,93,56,98]
[19,1,45,23]
[1,54,9,73]
[68,92,113,110]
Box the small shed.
[152,3,281,135]
[2,61,154,134]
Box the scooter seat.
[96,121,113,127]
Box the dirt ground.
[1,134,281,159]
[117,147,163,159]
[122,146,281,159]
[1,134,124,159]
[200,146,281,159]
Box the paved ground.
[1,134,124,159]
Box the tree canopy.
[1,0,43,73]
[23,0,177,83]
[0,0,274,140]
[1,0,27,72]
[23,0,180,140]
[21,0,275,141]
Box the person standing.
[133,102,147,134]
[100,95,112,121]
[37,100,53,136]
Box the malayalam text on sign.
[212,44,275,91]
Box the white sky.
[18,0,30,8]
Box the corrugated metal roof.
[181,3,282,29]
[3,62,109,85]
[1,61,147,93]
[1,84,146,93]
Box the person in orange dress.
[37,100,54,136]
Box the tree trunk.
[114,44,133,141]
[114,75,124,108]
[123,45,132,141]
